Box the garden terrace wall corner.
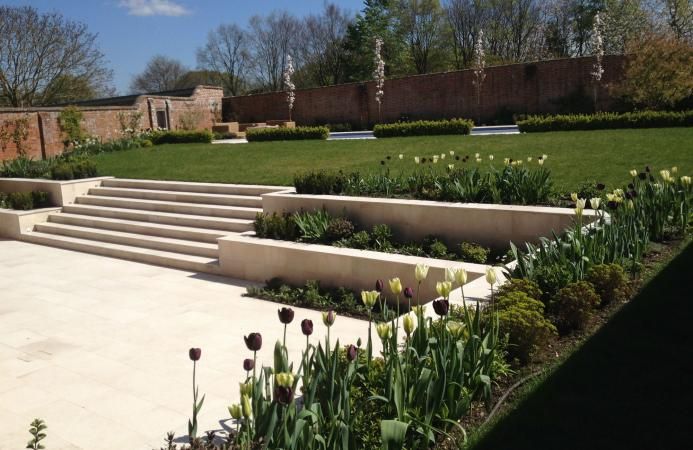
[0,177,113,206]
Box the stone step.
[76,195,261,219]
[102,178,286,196]
[48,213,231,244]
[88,187,263,208]
[22,231,221,274]
[62,204,254,232]
[34,222,218,258]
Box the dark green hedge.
[150,130,213,144]
[1,191,51,210]
[373,118,474,138]
[246,126,329,142]
[517,111,693,132]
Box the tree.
[300,3,353,86]
[283,55,295,120]
[248,11,302,91]
[176,70,225,89]
[601,0,651,54]
[395,0,446,74]
[0,6,113,106]
[661,0,693,41]
[196,24,249,95]
[444,0,489,69]
[472,30,486,123]
[373,37,386,122]
[130,55,188,93]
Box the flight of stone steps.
[20,178,286,274]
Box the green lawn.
[467,240,693,450]
[94,128,693,192]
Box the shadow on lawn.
[471,242,693,450]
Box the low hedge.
[517,110,693,132]
[373,118,474,138]
[150,130,213,144]
[246,126,329,142]
[1,191,51,210]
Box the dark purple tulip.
[629,190,638,198]
[421,157,427,163]
[649,175,655,182]
[607,201,618,210]
[380,160,385,165]
[189,348,201,361]
[346,344,358,362]
[625,191,633,200]
[638,172,647,180]
[301,319,313,336]
[455,155,460,160]
[432,299,450,317]
[645,166,651,172]
[509,158,514,163]
[278,307,295,324]
[375,279,384,292]
[243,358,255,372]
[274,386,294,405]
[596,183,606,191]
[628,183,635,190]
[403,287,414,299]
[386,155,391,160]
[244,333,262,351]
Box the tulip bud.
[275,372,295,387]
[415,264,429,282]
[570,192,578,202]
[403,286,414,299]
[244,333,262,351]
[537,158,544,166]
[229,404,242,420]
[445,267,455,282]
[388,277,402,295]
[576,198,586,210]
[188,347,201,361]
[489,154,494,161]
[376,322,392,340]
[399,154,403,160]
[278,307,294,324]
[542,154,548,160]
[346,344,358,362]
[590,197,601,210]
[414,156,420,164]
[361,290,378,309]
[629,169,637,177]
[475,153,480,158]
[449,150,455,156]
[375,279,384,292]
[485,267,497,285]
[672,166,678,174]
[526,156,532,162]
[436,281,452,298]
[455,268,468,285]
[403,313,416,336]
[243,358,254,372]
[447,321,464,339]
[681,176,691,186]
[432,298,450,317]
[242,394,252,418]
[411,305,426,316]
[301,318,313,336]
[239,382,253,396]
[322,310,336,327]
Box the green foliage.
[50,156,98,180]
[373,118,473,138]
[26,418,47,450]
[496,278,543,301]
[294,170,347,195]
[293,209,332,243]
[1,155,52,178]
[150,130,213,145]
[532,263,574,303]
[58,106,86,146]
[586,264,629,306]
[141,139,153,147]
[3,191,51,210]
[497,291,557,364]
[50,163,74,180]
[253,212,299,241]
[0,115,31,155]
[517,111,693,132]
[371,223,393,251]
[549,281,601,334]
[324,122,353,132]
[342,230,371,249]
[425,237,449,259]
[459,241,491,264]
[246,126,329,142]
[325,217,355,241]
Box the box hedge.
[373,118,474,138]
[150,130,213,144]
[517,110,693,132]
[246,126,329,142]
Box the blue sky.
[6,1,365,94]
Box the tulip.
[278,307,294,324]
[570,192,578,202]
[672,166,678,173]
[301,319,313,336]
[542,154,548,160]
[485,267,497,285]
[228,404,242,420]
[411,305,427,316]
[475,152,480,158]
[638,172,647,180]
[575,206,584,217]
[447,321,464,339]
[476,158,482,163]
[244,333,262,351]
[414,156,420,164]
[188,347,201,361]
[576,198,586,209]
[436,281,452,298]
[629,169,637,177]
[389,277,402,295]
[503,157,510,165]
[489,154,494,161]
[432,298,450,317]
[399,154,403,159]
[361,290,378,309]
[376,322,392,340]
[241,394,252,418]
[538,159,544,166]
[346,344,358,362]
[375,279,384,292]
[627,200,634,210]
[403,313,416,336]
[415,264,429,282]
[403,287,414,299]
[441,153,446,159]
[274,385,293,405]
[590,197,601,210]
[449,150,455,156]
[455,268,468,285]
[448,164,455,171]
[243,358,254,372]
[660,170,671,182]
[596,183,605,190]
[445,267,456,282]
[527,156,532,162]
[322,310,336,327]
[275,372,295,387]
[681,176,691,186]
[239,382,253,396]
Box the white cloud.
[119,0,191,17]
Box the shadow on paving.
[471,242,693,450]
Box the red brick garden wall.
[223,55,626,127]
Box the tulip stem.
[283,324,287,349]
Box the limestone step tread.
[49,213,233,243]
[22,231,221,274]
[88,187,263,207]
[62,204,254,231]
[102,178,287,196]
[34,222,218,258]
[76,195,261,219]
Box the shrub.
[246,126,329,142]
[31,191,50,208]
[150,130,213,145]
[496,291,557,364]
[294,171,347,195]
[294,209,332,242]
[141,139,153,147]
[459,242,490,264]
[326,217,355,241]
[497,278,543,301]
[50,163,74,180]
[253,212,298,241]
[371,224,393,251]
[427,239,449,259]
[325,123,353,132]
[586,264,629,306]
[532,263,574,303]
[71,159,98,179]
[373,118,473,138]
[549,281,601,334]
[342,230,371,249]
[6,192,34,210]
[517,110,693,132]
[58,106,86,146]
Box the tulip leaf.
[381,420,409,450]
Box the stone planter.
[0,207,62,239]
[0,176,112,206]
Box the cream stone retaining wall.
[0,207,62,239]
[262,190,597,249]
[219,232,488,304]
[0,177,112,206]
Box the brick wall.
[223,55,626,127]
[0,86,223,161]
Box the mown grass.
[466,239,693,450]
[94,128,693,192]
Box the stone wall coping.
[0,176,114,186]
[0,206,62,217]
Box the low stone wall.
[0,177,112,206]
[218,232,487,304]
[262,191,596,249]
[0,207,61,239]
